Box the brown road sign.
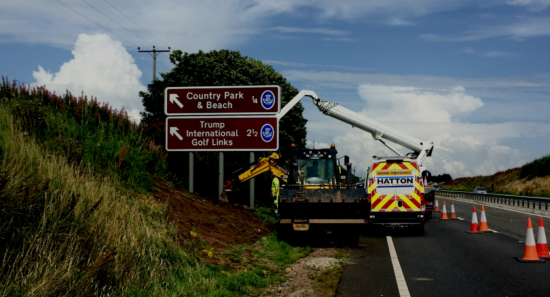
[166,116,278,151]
[165,85,280,115]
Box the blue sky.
[1,0,549,178]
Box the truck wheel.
[346,234,360,247]
[338,227,360,247]
[415,224,425,236]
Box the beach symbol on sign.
[261,90,275,110]
[261,124,274,142]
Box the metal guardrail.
[435,190,550,212]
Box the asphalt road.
[336,198,550,297]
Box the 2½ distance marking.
[247,129,258,137]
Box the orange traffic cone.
[537,217,550,259]
[450,201,457,219]
[434,198,440,212]
[466,206,481,234]
[479,205,490,232]
[440,201,449,220]
[517,218,545,263]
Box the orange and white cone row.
[450,201,457,219]
[479,205,489,232]
[537,217,550,259]
[517,218,544,262]
[467,206,480,234]
[440,201,448,220]
[434,198,440,212]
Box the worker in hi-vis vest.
[272,173,280,213]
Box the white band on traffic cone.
[526,226,536,247]
[538,225,547,244]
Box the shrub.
[521,154,550,179]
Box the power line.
[104,0,169,47]
[157,60,172,72]
[81,0,154,46]
[56,0,138,47]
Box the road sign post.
[165,86,281,115]
[166,116,278,151]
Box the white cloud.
[283,69,550,91]
[461,47,515,57]
[483,50,514,57]
[506,0,550,11]
[387,18,414,26]
[357,85,484,122]
[323,37,357,42]
[271,27,348,36]
[32,33,146,122]
[321,121,547,179]
[0,0,515,50]
[289,68,549,178]
[419,16,550,42]
[306,140,331,149]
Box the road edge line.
[387,236,411,297]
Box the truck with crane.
[273,90,435,240]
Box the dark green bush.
[520,154,550,179]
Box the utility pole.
[138,46,170,81]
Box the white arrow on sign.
[170,127,183,140]
[169,94,183,108]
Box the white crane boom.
[277,90,434,166]
[312,98,433,165]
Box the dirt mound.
[153,179,273,248]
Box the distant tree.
[139,50,308,200]
[520,154,550,179]
[431,174,453,184]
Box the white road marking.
[436,196,550,219]
[457,217,465,221]
[489,229,499,233]
[387,236,411,297]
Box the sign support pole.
[189,152,194,193]
[219,152,224,198]
[250,152,255,209]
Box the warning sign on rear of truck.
[376,174,415,188]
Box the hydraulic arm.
[224,153,288,191]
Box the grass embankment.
[442,156,550,198]
[0,80,311,296]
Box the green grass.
[0,79,168,193]
[252,206,278,223]
[0,80,312,296]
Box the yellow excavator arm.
[238,153,288,183]
[224,153,288,191]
